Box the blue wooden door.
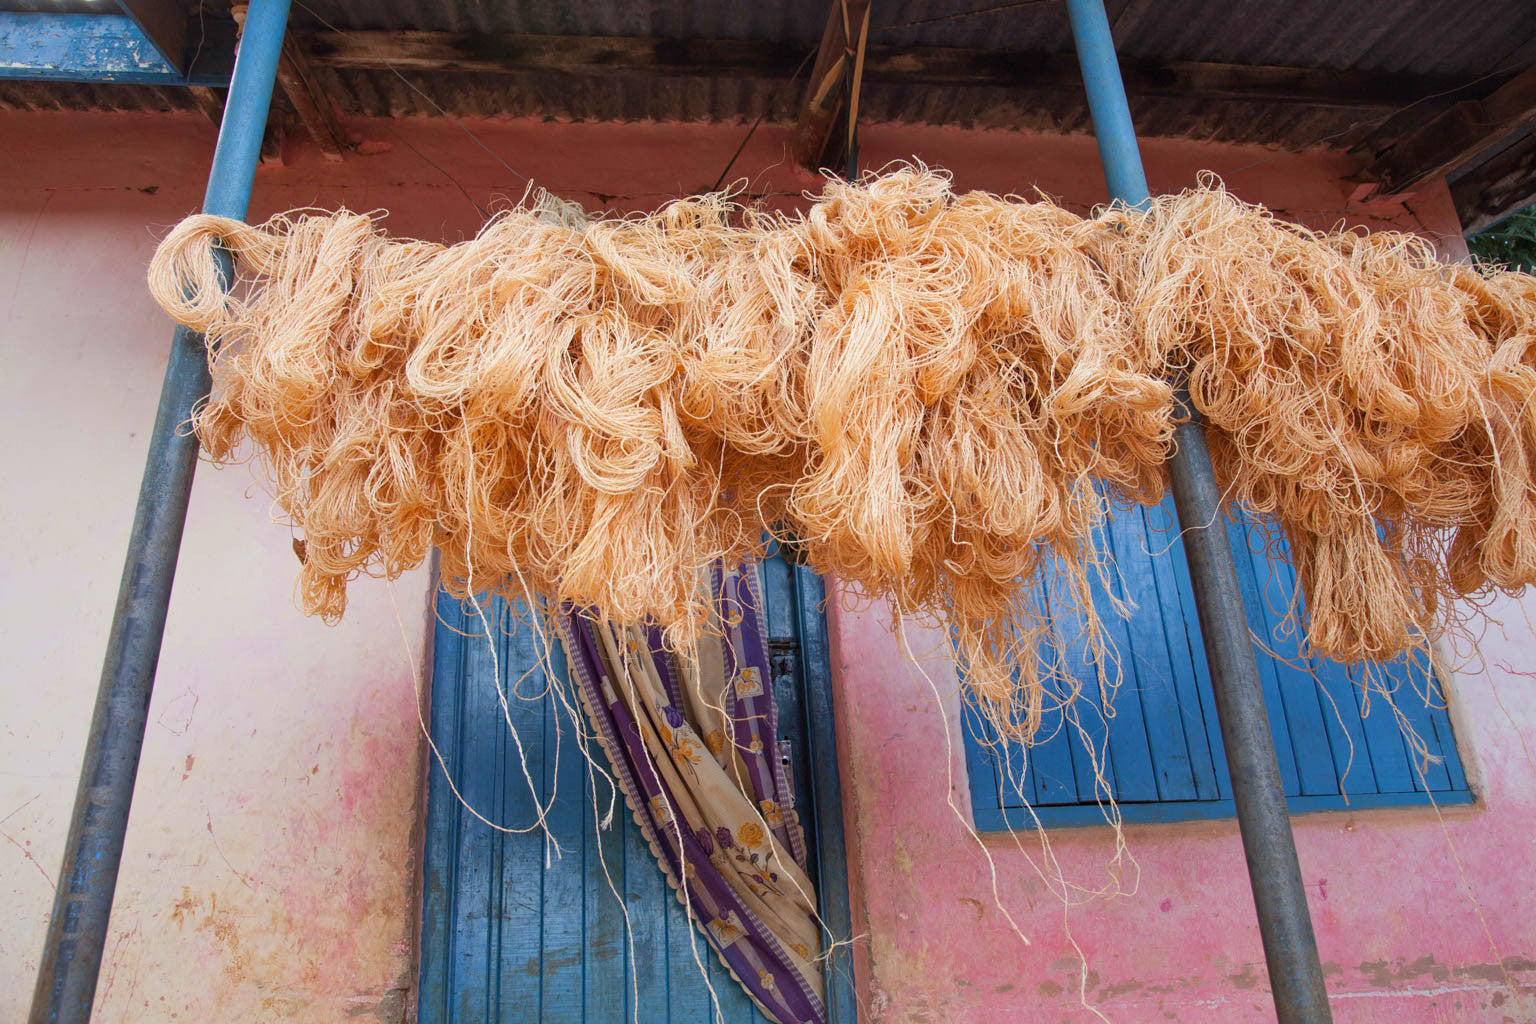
[417,553,855,1023]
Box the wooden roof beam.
[1452,133,1536,235]
[276,33,349,160]
[232,5,348,161]
[186,84,225,124]
[1360,62,1536,198]
[301,30,1464,115]
[792,0,872,172]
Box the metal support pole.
[1063,2,1334,1022]
[29,3,291,1021]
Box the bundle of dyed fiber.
[147,167,1536,739]
[1096,181,1536,662]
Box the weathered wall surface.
[0,115,455,1023]
[830,593,1536,1022]
[0,109,1527,1023]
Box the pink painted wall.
[829,599,1536,1023]
[0,108,1528,1022]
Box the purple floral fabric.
[558,563,825,1024]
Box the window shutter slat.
[1218,515,1306,795]
[1141,501,1225,801]
[963,497,1474,829]
[1110,504,1201,801]
[1229,516,1340,797]
[1380,650,1455,792]
[1347,662,1421,794]
[1048,568,1120,804]
[1430,700,1470,794]
[1028,669,1087,806]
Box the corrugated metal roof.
[279,0,831,38]
[275,0,1536,80]
[1110,0,1536,75]
[3,0,1535,154]
[0,78,201,114]
[258,0,1536,152]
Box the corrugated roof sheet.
[3,0,1535,154]
[0,79,201,114]
[279,0,831,38]
[274,0,1536,80]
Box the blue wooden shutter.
[417,553,855,1022]
[963,497,1473,830]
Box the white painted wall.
[0,116,435,1023]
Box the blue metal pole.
[1063,2,1334,1023]
[1064,0,1150,206]
[28,3,291,1021]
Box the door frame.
[414,557,860,1022]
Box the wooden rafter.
[231,5,347,160]
[1452,133,1536,235]
[1360,62,1536,198]
[276,33,349,160]
[1110,0,1158,38]
[793,0,872,171]
[300,29,1463,115]
[185,84,225,125]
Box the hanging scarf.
[559,563,826,1024]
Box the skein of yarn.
[147,167,1536,740]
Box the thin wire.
[291,0,529,184]
[188,1,209,77]
[380,123,488,218]
[710,47,818,192]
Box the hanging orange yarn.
[147,167,1536,740]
